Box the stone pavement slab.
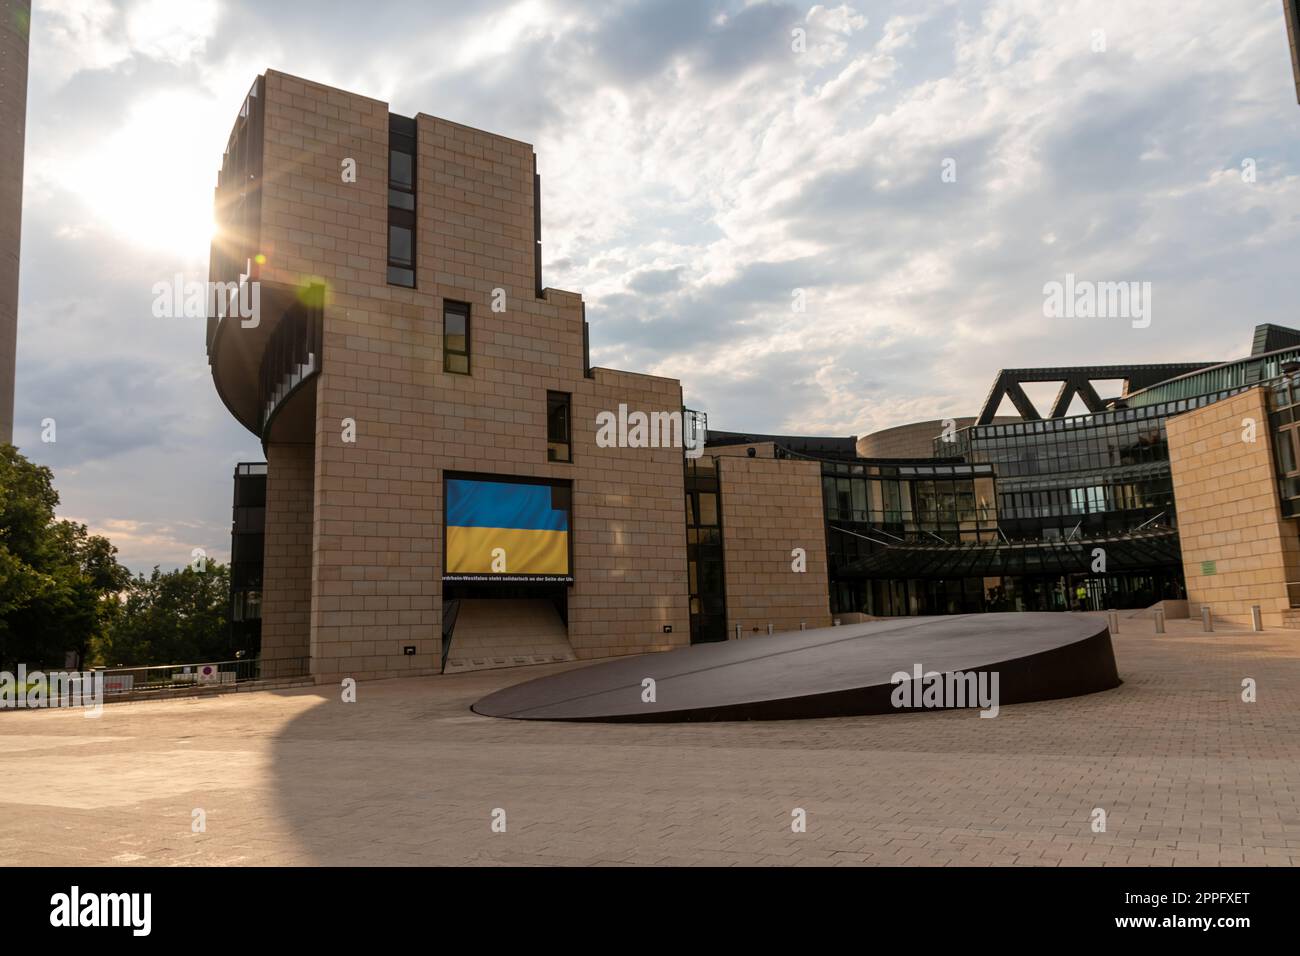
[1,616,1297,866]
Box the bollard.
[1201,605,1213,632]
[1251,605,1262,632]
[1106,610,1119,634]
[1154,607,1165,634]
[734,623,741,641]
[800,621,806,631]
[767,623,773,636]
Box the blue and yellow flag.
[445,478,570,576]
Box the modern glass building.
[705,326,1300,621]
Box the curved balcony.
[208,280,322,444]
[207,74,324,444]
[259,292,323,443]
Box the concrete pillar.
[260,443,315,676]
[0,1,31,443]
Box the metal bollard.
[1107,610,1119,634]
[800,621,806,631]
[734,623,741,641]
[1154,607,1165,634]
[767,623,773,636]
[1251,605,1263,632]
[1201,606,1213,632]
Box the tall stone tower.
[0,0,29,444]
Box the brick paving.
[1,615,1298,866]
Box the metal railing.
[258,297,323,432]
[95,657,309,696]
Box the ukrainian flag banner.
[445,478,571,579]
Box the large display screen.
[443,476,572,583]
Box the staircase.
[443,598,576,673]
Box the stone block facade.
[716,455,832,636]
[1167,387,1300,626]
[259,443,313,674]
[217,71,697,681]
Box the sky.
[13,0,1300,573]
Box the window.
[547,391,571,462]
[444,301,470,374]
[389,149,413,189]
[388,222,412,265]
[387,114,416,287]
[1281,428,1298,475]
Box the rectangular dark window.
[388,222,412,266]
[547,391,571,462]
[444,301,470,374]
[387,113,417,288]
[389,149,413,189]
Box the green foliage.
[0,444,128,667]
[92,563,232,667]
[1,445,236,669]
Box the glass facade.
[684,456,727,643]
[230,462,266,657]
[1268,374,1300,518]
[821,460,1001,616]
[1126,351,1300,407]
[940,386,1251,539]
[817,388,1267,617]
[386,113,417,288]
[821,460,998,540]
[208,76,264,356]
[962,409,1172,542]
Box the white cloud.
[124,0,218,64]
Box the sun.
[57,90,221,258]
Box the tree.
[92,563,232,666]
[0,444,129,668]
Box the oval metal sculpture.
[472,612,1120,723]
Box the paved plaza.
[2,615,1298,866]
